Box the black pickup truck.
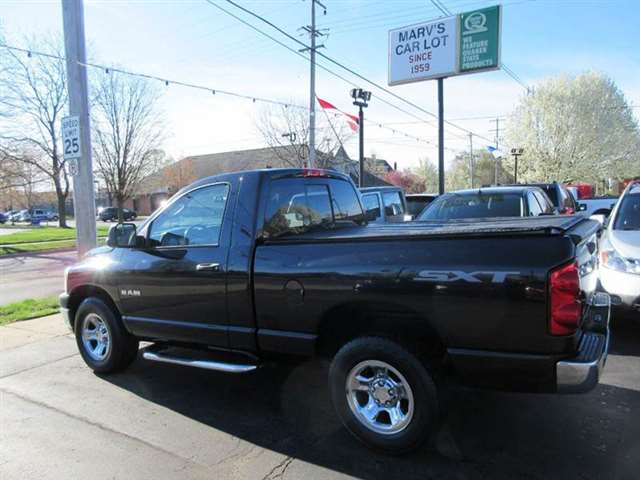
[60,168,610,453]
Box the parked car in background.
[360,186,411,223]
[598,181,640,311]
[0,212,7,224]
[44,210,59,221]
[98,207,137,222]
[417,186,555,221]
[28,209,58,223]
[508,182,578,215]
[405,193,438,217]
[577,196,619,218]
[12,209,30,222]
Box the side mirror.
[107,223,137,248]
[589,214,606,226]
[577,203,587,212]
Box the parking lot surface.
[1,313,639,480]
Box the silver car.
[599,181,640,311]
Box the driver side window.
[148,183,229,247]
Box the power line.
[430,0,451,16]
[201,0,449,133]
[0,43,302,110]
[0,43,447,150]
[210,0,495,143]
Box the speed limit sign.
[61,116,81,160]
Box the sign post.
[388,5,502,194]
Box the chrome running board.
[142,351,258,373]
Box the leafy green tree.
[410,158,439,193]
[505,72,640,185]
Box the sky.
[1,0,639,171]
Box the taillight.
[549,261,581,335]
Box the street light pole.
[510,148,524,184]
[351,88,371,188]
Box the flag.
[316,95,359,132]
[317,97,337,110]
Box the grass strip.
[0,296,60,325]
[0,226,109,245]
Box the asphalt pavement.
[0,250,76,305]
[1,312,639,479]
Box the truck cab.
[359,186,411,223]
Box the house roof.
[137,145,390,195]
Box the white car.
[598,181,640,311]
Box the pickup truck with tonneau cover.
[60,168,610,453]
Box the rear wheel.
[74,298,139,373]
[329,337,438,454]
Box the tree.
[506,72,640,185]
[92,73,164,222]
[256,102,354,169]
[384,169,426,193]
[411,158,439,193]
[0,36,71,226]
[445,151,514,191]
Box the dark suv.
[98,207,137,222]
[508,182,578,215]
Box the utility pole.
[468,133,474,189]
[62,0,96,257]
[437,78,445,195]
[351,88,371,187]
[300,0,327,169]
[490,117,501,184]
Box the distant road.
[0,250,76,305]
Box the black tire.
[329,337,438,454]
[74,297,139,374]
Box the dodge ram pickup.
[60,168,610,453]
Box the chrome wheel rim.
[81,313,111,362]
[345,360,414,435]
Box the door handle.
[196,262,220,272]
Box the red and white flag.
[316,96,359,132]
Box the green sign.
[459,5,501,73]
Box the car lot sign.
[388,5,501,85]
[388,15,458,85]
[459,5,501,73]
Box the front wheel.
[74,297,139,373]
[329,337,438,454]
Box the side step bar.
[142,351,258,373]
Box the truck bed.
[266,215,589,243]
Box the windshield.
[418,192,523,221]
[613,191,640,230]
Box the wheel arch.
[315,301,445,360]
[592,208,611,216]
[68,285,121,330]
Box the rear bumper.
[59,293,72,332]
[556,292,611,393]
